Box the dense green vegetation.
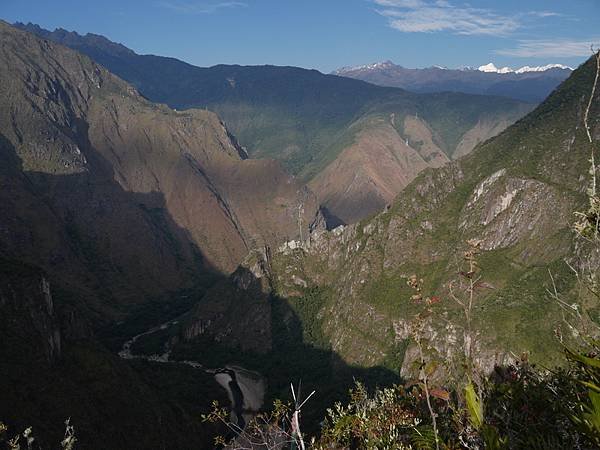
[307,348,600,449]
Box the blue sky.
[1,0,598,72]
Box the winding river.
[118,320,265,428]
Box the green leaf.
[580,380,600,394]
[565,348,600,369]
[465,382,483,430]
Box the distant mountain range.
[337,60,572,74]
[2,18,600,450]
[14,22,533,224]
[333,60,572,102]
[476,62,573,74]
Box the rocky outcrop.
[182,250,274,352]
[459,172,573,251]
[265,55,600,373]
[0,20,320,311]
[0,262,62,364]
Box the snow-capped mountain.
[333,60,573,102]
[335,60,396,74]
[336,61,573,76]
[478,63,514,73]
[477,62,573,74]
[514,64,574,73]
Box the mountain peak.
[478,62,513,73]
[514,63,574,73]
[335,59,574,76]
[334,60,397,74]
[477,62,573,74]
[13,22,136,57]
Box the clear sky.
[1,0,598,73]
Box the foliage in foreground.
[213,52,600,447]
[0,419,76,450]
[207,347,599,449]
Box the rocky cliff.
[15,23,533,224]
[262,55,600,377]
[0,21,320,448]
[0,260,63,365]
[0,20,320,308]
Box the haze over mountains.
[2,15,600,450]
[16,23,533,224]
[334,59,572,103]
[271,55,599,372]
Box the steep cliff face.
[0,21,319,300]
[182,250,274,353]
[266,55,600,375]
[14,23,533,224]
[0,22,321,448]
[0,260,63,365]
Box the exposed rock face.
[459,172,572,251]
[0,262,62,364]
[0,20,319,298]
[14,23,533,225]
[182,250,273,352]
[266,55,600,374]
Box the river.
[118,319,265,428]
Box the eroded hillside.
[0,21,320,448]
[0,20,320,280]
[254,55,600,377]
[16,22,533,224]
